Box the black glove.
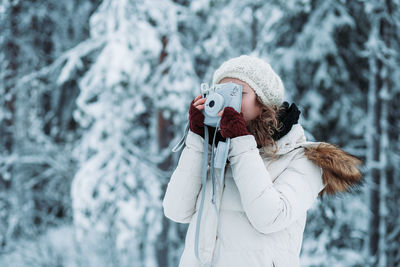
[271,101,301,141]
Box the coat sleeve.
[228,135,325,234]
[162,130,210,224]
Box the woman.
[162,55,363,267]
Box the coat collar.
[259,124,308,157]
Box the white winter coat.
[162,123,362,267]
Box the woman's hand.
[271,101,301,141]
[217,107,250,139]
[189,95,207,138]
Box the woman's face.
[218,77,262,123]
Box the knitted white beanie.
[212,55,285,107]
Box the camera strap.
[171,122,190,153]
[194,123,227,267]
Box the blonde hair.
[246,95,286,160]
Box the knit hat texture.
[212,55,285,107]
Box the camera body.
[200,82,242,127]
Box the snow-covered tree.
[68,0,197,266]
[364,0,400,266]
[0,0,99,252]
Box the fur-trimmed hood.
[303,142,363,197]
[259,124,364,197]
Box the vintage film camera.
[200,82,243,127]
[171,81,243,154]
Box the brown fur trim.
[303,142,363,197]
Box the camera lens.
[204,93,224,117]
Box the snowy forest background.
[0,0,399,266]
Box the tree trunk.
[156,35,177,267]
[368,54,382,264]
[368,1,395,265]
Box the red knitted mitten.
[219,107,250,139]
[189,99,205,138]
